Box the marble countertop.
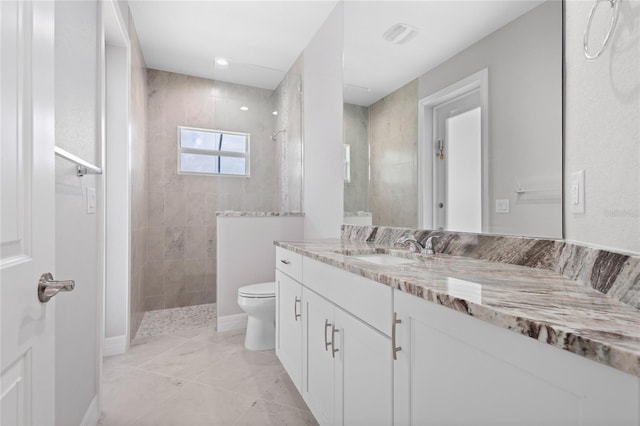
[275,239,640,377]
[216,211,304,217]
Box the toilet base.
[244,316,275,351]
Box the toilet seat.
[238,282,275,298]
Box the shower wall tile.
[145,69,283,309]
[148,192,164,227]
[185,227,207,259]
[147,226,164,261]
[164,227,185,259]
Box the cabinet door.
[303,288,336,426]
[276,271,302,391]
[394,290,640,426]
[335,308,392,426]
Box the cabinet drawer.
[275,247,302,282]
[303,257,392,335]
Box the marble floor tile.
[259,371,309,412]
[102,305,315,426]
[105,334,190,367]
[234,400,318,426]
[101,363,184,426]
[132,381,255,426]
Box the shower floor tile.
[101,305,316,426]
[135,303,217,338]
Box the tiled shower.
[135,57,303,334]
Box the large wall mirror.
[343,0,563,239]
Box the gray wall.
[145,70,280,310]
[54,1,99,424]
[418,1,562,238]
[369,79,419,227]
[564,0,640,255]
[343,103,370,213]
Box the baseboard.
[217,313,247,332]
[80,395,100,426]
[103,335,127,357]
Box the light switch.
[87,187,96,214]
[495,199,509,214]
[570,170,585,214]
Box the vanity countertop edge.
[274,239,640,378]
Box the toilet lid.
[238,282,276,298]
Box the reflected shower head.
[271,129,287,142]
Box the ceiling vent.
[382,23,419,45]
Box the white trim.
[80,396,100,426]
[217,313,248,332]
[418,68,489,231]
[102,335,127,357]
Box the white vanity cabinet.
[393,290,640,426]
[303,287,392,426]
[275,270,303,391]
[275,247,304,391]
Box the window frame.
[177,125,251,177]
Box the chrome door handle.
[280,259,291,265]
[294,296,301,321]
[38,272,75,303]
[392,312,402,360]
[324,319,332,351]
[331,324,339,358]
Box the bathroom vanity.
[274,230,640,426]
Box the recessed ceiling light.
[272,111,278,116]
[215,57,229,67]
[240,106,249,111]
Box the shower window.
[178,126,250,176]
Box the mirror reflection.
[343,0,563,238]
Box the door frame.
[102,0,131,358]
[417,68,489,231]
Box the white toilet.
[237,282,276,350]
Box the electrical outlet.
[87,187,96,214]
[570,170,585,214]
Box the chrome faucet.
[395,235,427,254]
[395,235,440,255]
[423,236,440,255]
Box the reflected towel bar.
[54,146,102,177]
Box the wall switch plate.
[495,199,509,214]
[570,170,585,214]
[87,187,96,214]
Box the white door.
[433,89,482,233]
[1,1,57,424]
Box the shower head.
[271,129,287,142]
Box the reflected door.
[433,90,482,233]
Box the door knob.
[38,273,75,303]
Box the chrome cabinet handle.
[294,296,301,321]
[280,259,291,265]
[38,272,75,303]
[392,312,402,360]
[331,324,339,358]
[324,319,332,351]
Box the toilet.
[237,282,276,350]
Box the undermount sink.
[348,254,418,266]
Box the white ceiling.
[129,1,544,101]
[344,1,544,106]
[128,1,339,90]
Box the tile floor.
[101,306,317,426]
